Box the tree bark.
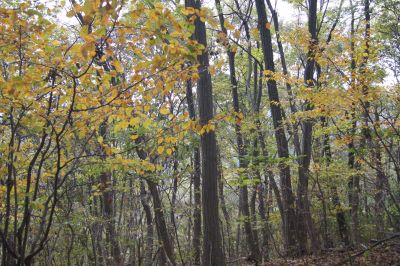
[186,78,202,265]
[296,0,320,255]
[99,123,123,265]
[265,0,301,157]
[254,0,297,255]
[347,0,360,246]
[217,145,232,260]
[136,143,176,265]
[321,117,350,246]
[185,1,225,264]
[373,110,386,239]
[140,181,154,266]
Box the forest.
[0,0,399,265]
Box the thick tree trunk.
[254,0,297,255]
[185,0,225,264]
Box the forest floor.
[261,236,400,266]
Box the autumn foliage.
[0,0,399,265]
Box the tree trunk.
[185,1,225,264]
[373,110,386,239]
[215,0,260,260]
[321,117,350,246]
[136,143,176,265]
[146,180,176,265]
[99,123,123,265]
[140,181,153,266]
[254,0,297,255]
[348,0,360,246]
[100,172,122,265]
[217,145,232,260]
[265,0,301,157]
[348,120,360,246]
[257,178,269,261]
[296,0,320,255]
[186,78,202,265]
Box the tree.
[184,1,225,265]
[254,0,297,254]
[1,0,399,264]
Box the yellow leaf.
[66,9,75,17]
[233,30,241,39]
[105,146,113,156]
[115,120,129,131]
[113,61,123,73]
[209,66,216,75]
[192,72,200,81]
[224,20,235,31]
[143,119,152,129]
[31,201,45,210]
[81,45,88,59]
[160,107,169,115]
[182,7,196,15]
[157,146,165,154]
[129,117,140,126]
[205,124,215,133]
